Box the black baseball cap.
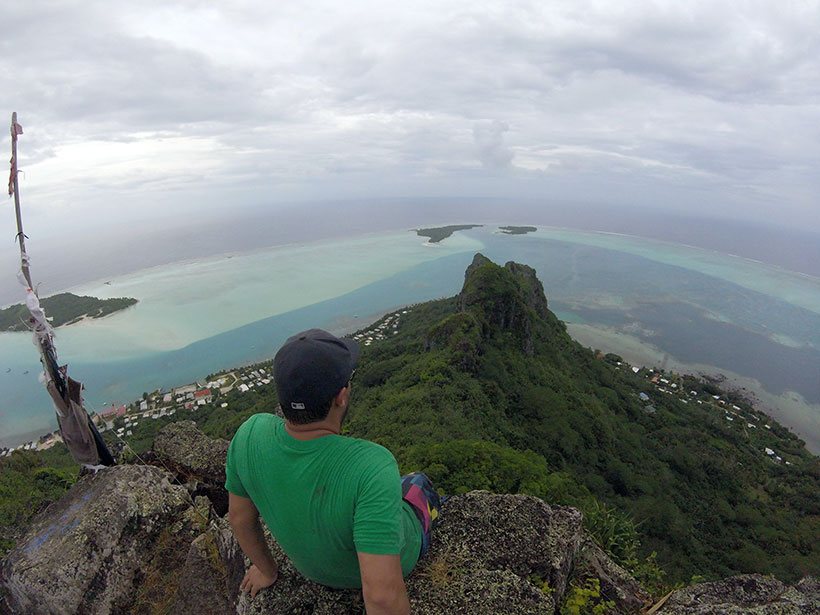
[273,329,360,415]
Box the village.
[0,308,797,468]
[0,362,275,458]
[0,308,414,458]
[350,308,411,346]
[605,354,796,467]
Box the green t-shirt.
[225,413,422,588]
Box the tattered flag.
[7,113,115,468]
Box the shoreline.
[2,226,819,453]
[4,312,818,457]
[567,322,820,455]
[0,306,400,452]
[4,220,819,310]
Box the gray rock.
[236,533,365,615]
[408,567,554,614]
[659,573,820,614]
[153,420,229,483]
[172,502,246,615]
[239,491,579,615]
[574,536,651,614]
[152,420,230,515]
[430,491,582,605]
[0,465,190,615]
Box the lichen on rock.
[659,573,819,614]
[0,465,190,615]
[3,421,817,615]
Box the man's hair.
[280,395,334,425]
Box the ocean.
[1,224,818,453]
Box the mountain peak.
[457,253,553,355]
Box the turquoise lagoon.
[1,226,819,452]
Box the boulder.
[0,465,190,615]
[172,500,246,615]
[152,420,230,515]
[425,492,582,604]
[659,573,820,614]
[153,420,228,482]
[239,491,583,615]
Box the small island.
[0,293,138,332]
[415,224,483,243]
[499,225,537,235]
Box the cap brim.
[343,337,360,368]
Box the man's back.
[225,413,422,588]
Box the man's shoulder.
[339,436,397,467]
[233,412,281,440]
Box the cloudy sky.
[2,0,819,240]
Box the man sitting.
[225,328,441,614]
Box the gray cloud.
[473,120,514,169]
[0,0,818,238]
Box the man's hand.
[240,564,278,598]
[228,493,280,599]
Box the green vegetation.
[2,254,817,599]
[0,292,137,331]
[415,224,482,243]
[561,578,615,615]
[343,257,819,586]
[0,446,78,556]
[498,225,537,235]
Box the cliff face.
[2,421,816,615]
[457,253,557,356]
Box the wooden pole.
[7,113,116,465]
[10,112,33,289]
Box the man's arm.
[228,492,279,597]
[357,552,410,615]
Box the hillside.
[0,292,137,331]
[344,254,819,584]
[1,254,817,592]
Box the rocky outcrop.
[3,422,817,615]
[172,500,245,615]
[407,492,582,614]
[457,254,552,355]
[240,491,582,615]
[658,574,819,614]
[153,420,229,482]
[0,465,191,615]
[151,420,230,515]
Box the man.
[225,328,441,614]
